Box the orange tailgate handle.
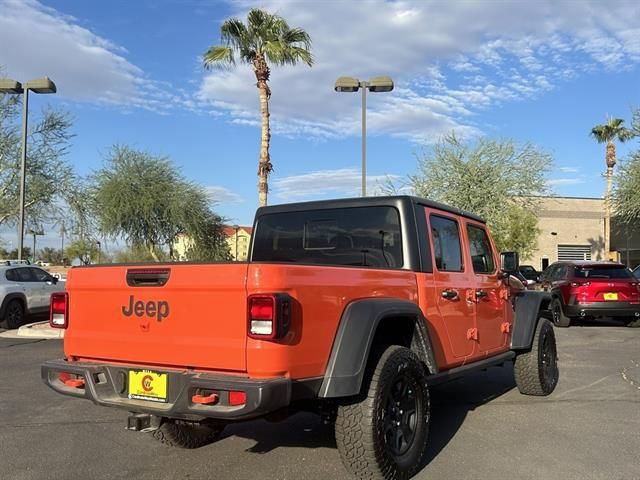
[63,377,85,388]
[192,393,219,405]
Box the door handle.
[441,289,458,300]
[475,289,488,299]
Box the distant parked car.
[513,270,536,289]
[0,264,64,329]
[537,261,640,328]
[519,264,540,282]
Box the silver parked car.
[0,264,65,329]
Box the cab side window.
[5,269,18,282]
[430,215,464,272]
[554,264,568,281]
[466,224,496,274]
[30,268,51,282]
[14,268,34,282]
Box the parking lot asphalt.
[1,322,638,480]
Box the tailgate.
[63,263,249,372]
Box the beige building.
[523,196,640,270]
[173,226,253,261]
[224,226,253,261]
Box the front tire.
[151,419,225,448]
[550,298,570,327]
[335,346,430,479]
[1,300,25,329]
[514,319,559,396]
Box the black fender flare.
[0,293,27,318]
[511,290,552,350]
[318,298,437,398]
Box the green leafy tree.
[65,239,99,265]
[40,247,64,265]
[0,93,75,228]
[113,246,168,263]
[590,116,634,255]
[409,133,552,257]
[613,150,640,226]
[92,145,229,261]
[203,8,313,207]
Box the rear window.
[574,265,633,279]
[251,206,403,268]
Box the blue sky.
[1,0,640,250]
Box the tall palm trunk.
[254,53,272,207]
[604,141,616,259]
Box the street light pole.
[361,82,367,197]
[334,76,393,198]
[18,88,29,261]
[0,77,57,261]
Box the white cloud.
[558,166,580,173]
[272,168,401,201]
[0,0,189,112]
[197,0,640,142]
[547,178,585,186]
[206,185,244,204]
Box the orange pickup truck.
[42,196,558,479]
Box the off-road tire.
[0,300,25,329]
[550,298,570,328]
[514,319,559,396]
[335,346,430,479]
[152,419,225,448]
[624,317,640,328]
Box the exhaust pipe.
[580,310,586,317]
[635,312,640,318]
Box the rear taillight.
[50,292,68,329]
[247,294,291,340]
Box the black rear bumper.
[563,302,640,318]
[41,359,291,421]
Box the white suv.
[0,264,65,329]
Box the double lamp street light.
[0,77,57,261]
[335,76,394,197]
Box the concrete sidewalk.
[0,321,63,339]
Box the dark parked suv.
[537,261,640,327]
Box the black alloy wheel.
[540,325,559,393]
[551,298,570,327]
[383,373,419,458]
[2,300,24,329]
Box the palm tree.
[203,9,313,207]
[590,117,633,258]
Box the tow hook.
[126,413,162,432]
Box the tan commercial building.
[173,226,253,261]
[523,196,640,271]
[224,226,253,261]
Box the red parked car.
[537,261,640,327]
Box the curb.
[0,321,64,339]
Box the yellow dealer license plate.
[128,370,168,402]
[603,292,618,301]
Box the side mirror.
[49,277,58,285]
[500,251,519,274]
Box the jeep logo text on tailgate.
[122,296,170,321]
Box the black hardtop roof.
[255,195,486,224]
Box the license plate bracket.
[128,370,168,403]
